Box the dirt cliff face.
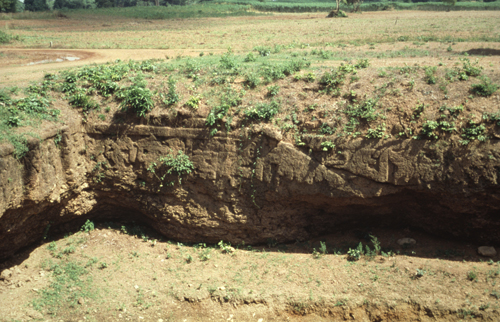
[0,114,500,258]
[2,118,500,260]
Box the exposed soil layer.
[2,224,500,321]
[2,112,500,263]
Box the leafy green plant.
[460,120,487,145]
[347,248,361,261]
[244,52,257,62]
[148,150,194,186]
[220,49,239,70]
[81,220,95,233]
[267,85,280,97]
[370,235,381,255]
[218,240,234,254]
[185,95,201,109]
[366,123,386,139]
[424,66,437,84]
[319,123,336,135]
[471,77,498,97]
[312,248,321,259]
[244,72,261,89]
[6,116,22,127]
[199,248,211,261]
[184,59,201,79]
[321,141,335,151]
[355,59,370,69]
[0,30,19,44]
[119,85,154,117]
[413,103,426,119]
[319,241,327,255]
[32,260,97,316]
[244,100,280,121]
[254,46,271,57]
[69,93,99,112]
[205,87,243,134]
[459,58,482,79]
[467,270,477,281]
[345,98,380,123]
[164,76,180,106]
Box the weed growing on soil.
[471,77,499,97]
[147,150,194,187]
[80,220,95,233]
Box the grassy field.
[0,7,500,321]
[0,9,499,50]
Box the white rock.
[478,246,497,257]
[397,238,416,246]
[0,269,12,280]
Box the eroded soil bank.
[2,112,500,262]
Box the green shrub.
[460,120,487,145]
[0,30,19,44]
[119,85,153,117]
[0,88,11,103]
[184,59,201,79]
[254,46,271,57]
[471,77,498,97]
[355,59,370,69]
[267,85,280,97]
[163,76,180,106]
[460,58,482,79]
[244,72,261,89]
[185,96,201,109]
[345,98,380,122]
[424,66,437,84]
[6,116,22,127]
[81,220,95,233]
[220,49,239,70]
[69,93,99,111]
[347,243,363,261]
[245,100,280,121]
[148,150,194,186]
[244,52,257,62]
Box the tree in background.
[347,0,362,13]
[327,0,347,17]
[25,0,50,11]
[53,0,95,9]
[0,0,17,12]
[443,0,456,10]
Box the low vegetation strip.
[224,0,500,13]
[1,45,498,159]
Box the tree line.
[0,0,199,12]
